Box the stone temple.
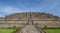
[16,13,45,33]
[0,12,60,28]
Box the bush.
[44,26,60,29]
[44,26,47,29]
[13,25,16,28]
[36,23,38,25]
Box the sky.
[0,0,60,17]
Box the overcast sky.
[0,0,60,17]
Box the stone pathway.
[17,25,45,33]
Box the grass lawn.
[44,29,60,33]
[0,28,17,33]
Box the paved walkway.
[17,25,45,33]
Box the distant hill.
[0,12,60,19]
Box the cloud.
[0,0,60,17]
[0,6,23,14]
[0,15,4,17]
